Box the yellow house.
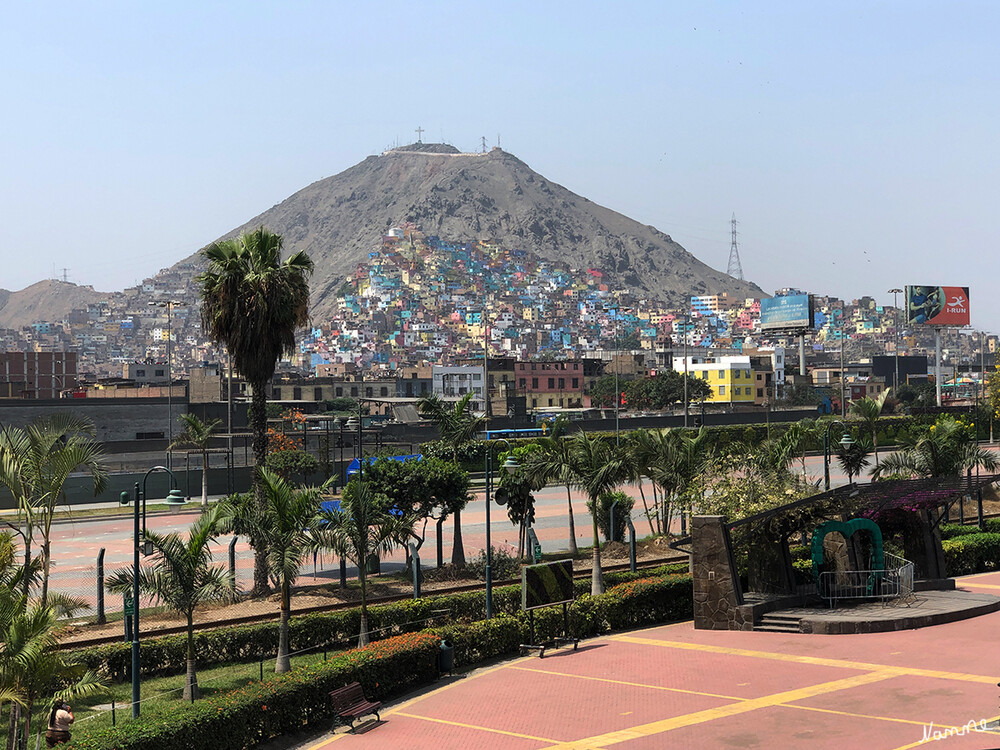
[674,355,757,404]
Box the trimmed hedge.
[65,632,440,750]
[70,563,690,682]
[66,573,693,750]
[940,519,1000,540]
[942,533,1000,576]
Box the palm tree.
[566,431,628,595]
[105,505,236,700]
[873,416,999,479]
[0,534,104,750]
[0,415,107,605]
[197,226,314,595]
[622,430,659,536]
[850,390,890,466]
[170,414,222,506]
[417,392,484,565]
[315,480,416,647]
[219,470,331,673]
[522,436,579,554]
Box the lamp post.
[150,300,183,470]
[119,466,186,718]
[483,436,519,618]
[888,288,903,391]
[823,420,855,491]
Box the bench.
[329,682,381,732]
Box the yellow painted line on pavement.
[306,655,540,748]
[538,670,898,749]
[612,636,999,684]
[956,581,1000,590]
[510,666,745,702]
[394,711,562,744]
[787,703,954,729]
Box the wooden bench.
[329,682,381,732]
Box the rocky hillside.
[0,281,112,329]
[192,144,764,321]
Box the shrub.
[586,491,635,542]
[942,533,1000,576]
[466,545,521,582]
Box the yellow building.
[674,355,757,404]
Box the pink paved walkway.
[311,571,1000,750]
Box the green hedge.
[70,563,689,682]
[943,533,1000,576]
[65,631,440,750]
[66,573,693,750]
[940,519,1000,540]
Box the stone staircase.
[754,612,803,633]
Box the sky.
[3,2,999,331]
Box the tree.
[265,449,319,484]
[872,416,999,479]
[170,414,222,506]
[850,390,890,466]
[566,432,629,594]
[105,505,236,700]
[837,435,872,483]
[197,227,314,595]
[0,414,107,605]
[0,533,105,750]
[219,470,331,673]
[315,480,416,646]
[522,437,579,554]
[416,392,484,565]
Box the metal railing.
[818,552,915,607]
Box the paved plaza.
[313,570,1000,750]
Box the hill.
[0,281,112,329]
[195,144,765,321]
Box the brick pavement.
[309,573,1000,750]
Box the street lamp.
[149,300,183,470]
[484,436,519,618]
[888,288,903,391]
[823,420,855,491]
[118,465,186,718]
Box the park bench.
[329,682,381,732]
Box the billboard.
[905,286,970,326]
[760,294,812,331]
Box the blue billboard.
[760,294,812,331]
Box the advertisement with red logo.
[905,285,970,326]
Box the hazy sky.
[3,2,998,330]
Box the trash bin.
[366,553,381,575]
[437,639,454,675]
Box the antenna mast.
[727,214,744,280]
[481,136,487,153]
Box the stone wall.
[692,515,751,630]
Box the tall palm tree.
[522,436,579,554]
[0,415,107,605]
[219,470,331,673]
[197,227,314,594]
[417,392,484,565]
[315,480,416,647]
[170,414,222,506]
[105,505,236,700]
[850,390,890,466]
[566,432,628,595]
[873,416,999,479]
